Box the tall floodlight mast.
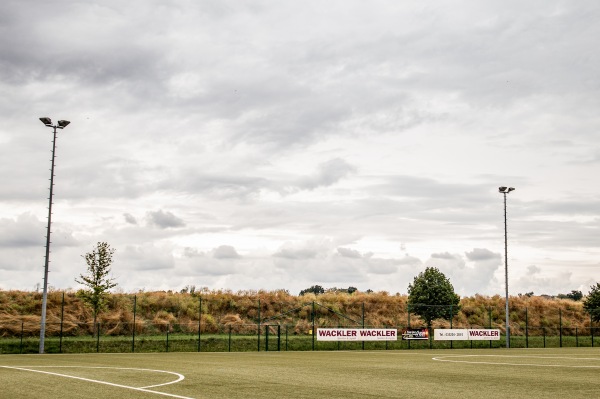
[498,186,515,348]
[38,117,70,354]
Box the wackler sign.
[316,328,398,341]
[434,329,501,341]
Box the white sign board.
[434,329,501,341]
[434,329,469,340]
[316,328,398,341]
[466,329,501,340]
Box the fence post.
[20,321,24,354]
[559,309,562,348]
[60,292,65,353]
[265,325,269,352]
[228,325,232,352]
[286,325,288,351]
[590,312,594,348]
[362,302,365,350]
[429,326,433,349]
[198,296,202,352]
[96,322,100,353]
[312,301,315,351]
[489,307,492,349]
[257,299,261,352]
[543,328,546,348]
[525,307,528,349]
[384,324,388,350]
[277,325,281,352]
[166,324,170,352]
[450,304,453,350]
[576,327,578,347]
[407,304,411,350]
[132,295,137,353]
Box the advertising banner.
[316,328,398,341]
[466,329,500,340]
[401,328,429,340]
[434,329,468,340]
[434,329,501,341]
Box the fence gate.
[264,325,281,351]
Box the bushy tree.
[583,283,600,322]
[558,290,583,301]
[75,242,118,328]
[567,290,583,301]
[299,285,325,296]
[407,267,460,327]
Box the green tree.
[407,267,460,327]
[75,242,118,329]
[583,283,600,322]
[299,285,325,296]
[567,290,583,301]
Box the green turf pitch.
[1,348,599,398]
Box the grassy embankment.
[0,289,591,338]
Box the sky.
[1,0,599,297]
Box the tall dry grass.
[0,288,591,337]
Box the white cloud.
[1,1,600,295]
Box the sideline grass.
[1,348,599,398]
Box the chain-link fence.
[1,293,597,354]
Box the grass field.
[1,348,599,398]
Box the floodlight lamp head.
[57,120,70,129]
[508,187,515,192]
[499,186,507,192]
[39,117,52,126]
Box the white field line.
[432,354,600,368]
[0,366,185,389]
[1,366,195,399]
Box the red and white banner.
[466,329,500,340]
[316,328,398,341]
[434,328,501,341]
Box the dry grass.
[0,288,590,337]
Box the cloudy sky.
[1,0,599,297]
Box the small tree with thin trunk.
[75,242,117,330]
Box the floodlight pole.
[39,118,70,354]
[499,186,515,349]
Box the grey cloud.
[372,176,488,201]
[367,259,399,275]
[465,248,501,261]
[146,210,185,229]
[183,247,204,258]
[123,213,138,225]
[514,264,573,296]
[431,252,460,261]
[212,245,240,259]
[166,172,267,201]
[273,248,318,260]
[425,250,502,295]
[337,247,362,259]
[0,214,44,248]
[298,158,357,190]
[120,244,175,271]
[397,255,423,266]
[515,218,600,249]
